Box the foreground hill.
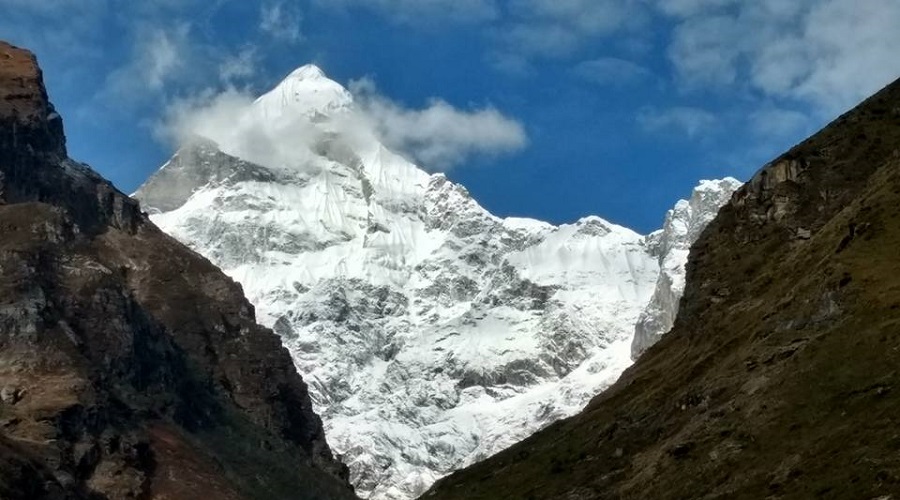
[0,42,355,499]
[424,77,900,499]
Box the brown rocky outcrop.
[424,78,900,498]
[0,41,356,500]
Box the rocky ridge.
[0,41,355,500]
[424,76,900,499]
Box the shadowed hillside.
[424,77,900,499]
[0,41,356,500]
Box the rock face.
[424,77,900,499]
[133,66,739,500]
[0,41,355,500]
[632,178,741,359]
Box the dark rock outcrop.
[0,41,355,499]
[424,78,900,498]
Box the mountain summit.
[253,64,354,121]
[0,41,355,500]
[135,65,739,498]
[289,64,329,80]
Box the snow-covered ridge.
[134,65,739,500]
[632,177,742,359]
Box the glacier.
[134,66,739,500]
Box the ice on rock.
[631,177,743,360]
[135,65,739,500]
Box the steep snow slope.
[134,67,734,500]
[632,178,742,359]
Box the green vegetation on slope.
[424,79,900,500]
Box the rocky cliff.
[424,77,900,499]
[0,41,355,500]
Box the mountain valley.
[135,66,740,499]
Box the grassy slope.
[423,80,900,500]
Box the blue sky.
[2,0,898,233]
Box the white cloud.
[316,0,499,24]
[508,0,642,37]
[143,29,184,90]
[157,87,324,170]
[667,14,745,87]
[260,2,303,43]
[495,0,648,62]
[219,46,259,83]
[573,57,653,86]
[663,0,900,113]
[157,88,255,146]
[318,0,646,66]
[157,75,527,172]
[104,24,192,102]
[637,106,716,137]
[782,0,900,109]
[349,78,528,169]
[656,0,737,17]
[477,0,655,76]
[86,2,293,113]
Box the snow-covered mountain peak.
[253,64,354,121]
[137,130,663,498]
[695,177,741,194]
[288,63,329,80]
[573,215,616,236]
[135,66,742,499]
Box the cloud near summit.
[348,77,527,170]
[158,73,527,172]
